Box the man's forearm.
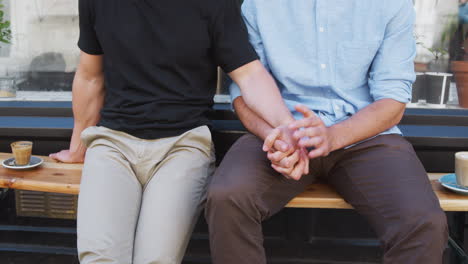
[229,60,294,128]
[328,99,405,151]
[69,72,105,158]
[49,52,104,163]
[233,96,274,140]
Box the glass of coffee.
[10,141,33,166]
[456,152,468,187]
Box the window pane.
[1,0,467,110]
[0,0,77,101]
[412,0,468,109]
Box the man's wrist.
[259,127,274,141]
[69,142,86,158]
[70,149,85,160]
[326,126,342,152]
[279,116,295,128]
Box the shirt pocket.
[335,41,381,89]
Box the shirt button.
[319,27,325,32]
[321,64,327,69]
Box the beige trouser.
[77,125,215,264]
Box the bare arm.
[233,96,274,140]
[228,60,294,128]
[290,99,405,158]
[49,52,105,163]
[327,99,405,151]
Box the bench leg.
[449,237,468,263]
[449,212,468,264]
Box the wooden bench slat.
[285,177,468,212]
[286,183,353,209]
[1,153,468,211]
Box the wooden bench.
[1,153,468,211]
[1,152,468,262]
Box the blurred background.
[0,0,467,109]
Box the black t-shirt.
[78,0,258,139]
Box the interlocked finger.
[289,158,305,181]
[301,148,310,175]
[298,136,324,148]
[263,128,281,152]
[267,150,289,163]
[273,139,291,153]
[277,150,300,168]
[308,146,329,159]
[294,127,323,140]
[271,164,293,180]
[289,116,322,131]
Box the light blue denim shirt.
[230,0,416,135]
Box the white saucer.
[2,156,44,170]
[438,174,468,195]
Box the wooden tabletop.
[1,153,467,211]
[0,153,82,195]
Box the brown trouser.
[205,134,448,264]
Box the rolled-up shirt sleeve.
[368,0,416,103]
[229,0,271,105]
[78,0,103,55]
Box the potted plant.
[451,36,468,108]
[425,46,452,106]
[411,72,426,104]
[426,47,450,72]
[413,12,458,106]
[412,33,427,104]
[0,0,13,98]
[416,44,452,106]
[0,0,11,45]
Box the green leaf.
[0,0,12,48]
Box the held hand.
[267,145,297,168]
[263,126,309,180]
[263,125,296,153]
[271,148,309,181]
[289,105,334,159]
[49,150,84,163]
